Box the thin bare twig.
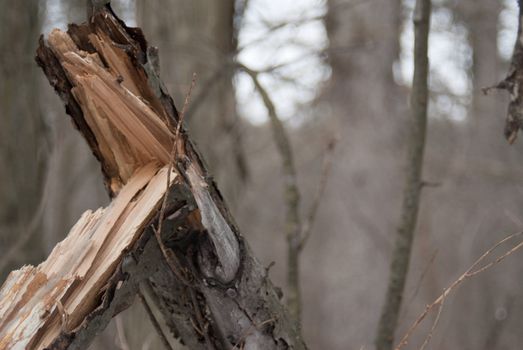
[397,249,438,330]
[238,63,303,326]
[138,285,174,350]
[238,62,336,328]
[299,138,337,251]
[232,318,277,350]
[188,287,213,348]
[185,65,231,121]
[154,73,197,285]
[238,0,374,52]
[157,72,197,234]
[395,231,523,350]
[418,298,444,350]
[115,315,131,350]
[188,63,251,183]
[237,14,324,52]
[408,249,438,303]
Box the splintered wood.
[0,24,176,350]
[0,165,175,349]
[47,28,173,192]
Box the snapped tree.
[0,3,306,350]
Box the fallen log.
[0,3,306,350]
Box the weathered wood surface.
[0,4,306,350]
[0,164,175,349]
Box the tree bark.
[0,5,306,350]
[375,0,431,349]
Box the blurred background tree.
[0,1,48,279]
[2,0,523,349]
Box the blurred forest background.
[1,0,523,349]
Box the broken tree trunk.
[0,4,306,350]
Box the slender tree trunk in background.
[0,1,47,279]
[375,1,431,349]
[136,0,247,207]
[307,0,404,348]
[325,0,403,117]
[238,65,304,327]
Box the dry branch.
[238,63,336,330]
[299,138,336,251]
[395,231,523,350]
[238,63,303,326]
[0,4,306,350]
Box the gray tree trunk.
[303,0,405,348]
[0,0,47,279]
[375,0,431,348]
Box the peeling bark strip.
[486,0,523,143]
[0,4,306,350]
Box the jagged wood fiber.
[0,4,306,350]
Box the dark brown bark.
[0,4,306,350]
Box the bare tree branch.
[153,73,197,287]
[375,0,431,349]
[137,284,174,350]
[299,138,337,251]
[395,231,523,350]
[238,62,303,327]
